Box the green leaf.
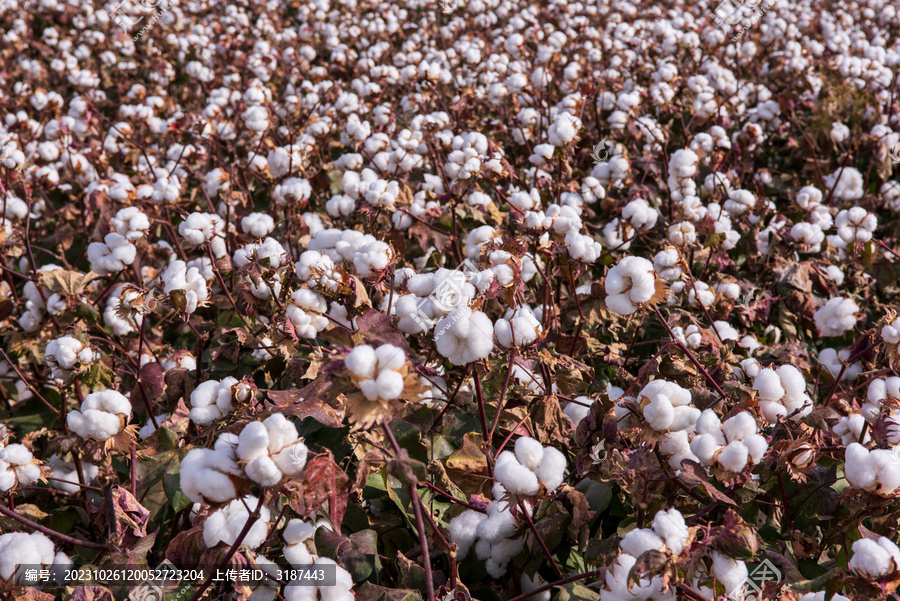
[554,581,601,601]
[163,472,191,512]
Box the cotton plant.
[861,377,900,444]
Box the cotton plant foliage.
[3,0,900,599]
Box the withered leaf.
[288,450,349,528]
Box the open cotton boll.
[88,232,137,275]
[605,256,656,315]
[0,532,72,583]
[652,508,688,555]
[883,317,900,345]
[161,260,209,314]
[814,297,859,337]
[711,551,748,597]
[45,335,98,382]
[835,206,877,243]
[849,536,900,579]
[434,307,494,365]
[752,366,812,423]
[833,413,870,445]
[0,444,40,491]
[494,450,540,496]
[449,509,487,558]
[241,212,275,237]
[564,231,602,263]
[67,390,132,441]
[494,306,543,348]
[844,443,878,490]
[564,397,592,427]
[818,348,861,381]
[111,207,150,241]
[653,248,682,281]
[286,289,330,338]
[638,380,696,432]
[237,416,308,487]
[345,344,407,401]
[189,376,241,425]
[353,241,393,278]
[180,443,243,504]
[285,558,355,601]
[203,495,271,549]
[620,528,665,558]
[48,455,98,493]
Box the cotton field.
[0,0,899,599]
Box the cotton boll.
[514,437,545,472]
[814,297,858,337]
[180,446,242,504]
[0,532,70,584]
[111,207,150,241]
[564,398,591,426]
[67,390,131,441]
[87,233,137,275]
[434,308,494,365]
[711,551,748,597]
[835,206,877,244]
[605,256,656,315]
[717,441,750,472]
[494,306,542,348]
[620,528,664,558]
[203,495,271,549]
[189,377,239,425]
[753,369,785,402]
[494,451,540,496]
[449,510,487,558]
[844,443,878,490]
[286,289,330,338]
[537,447,567,490]
[849,537,899,579]
[564,231,602,263]
[883,317,900,345]
[162,260,210,314]
[652,508,688,555]
[241,213,275,237]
